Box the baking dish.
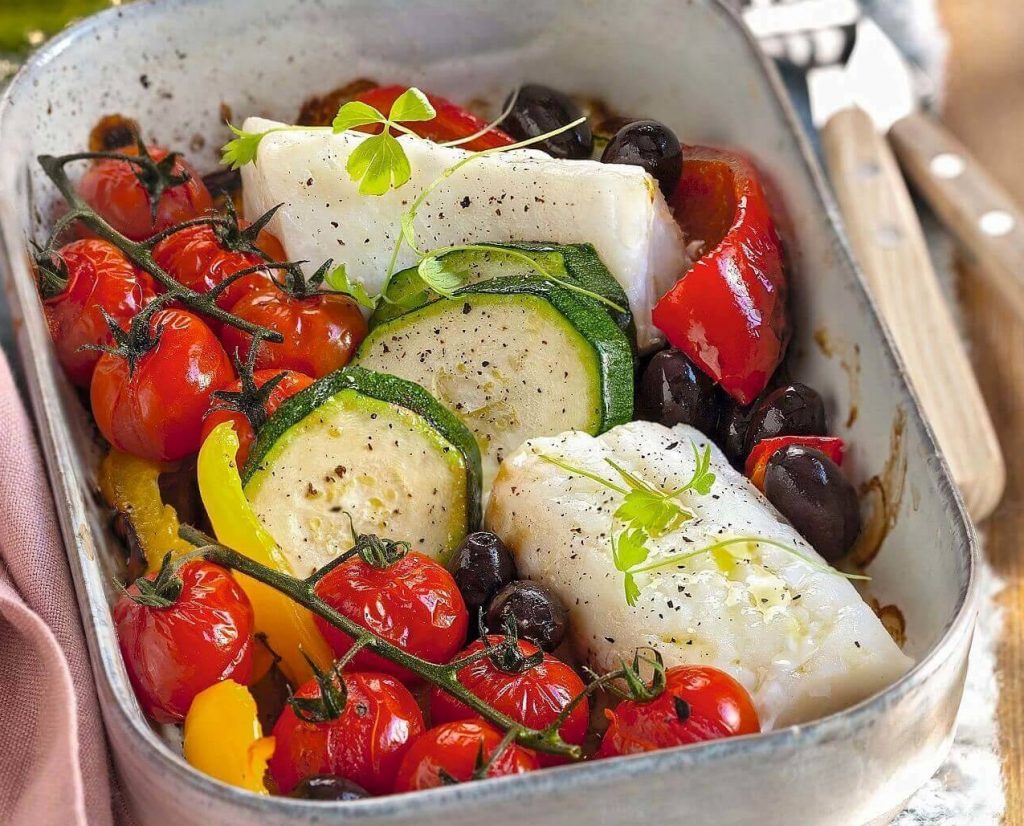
[0,0,976,823]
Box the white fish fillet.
[241,117,688,350]
[485,421,913,729]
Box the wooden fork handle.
[821,106,1005,521]
[889,110,1024,323]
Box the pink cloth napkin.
[0,349,116,825]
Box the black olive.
[449,532,517,617]
[289,775,370,801]
[717,399,756,468]
[636,348,722,435]
[486,581,568,652]
[744,383,826,454]
[502,84,593,160]
[763,445,861,562]
[601,119,682,197]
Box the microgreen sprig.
[221,86,438,193]
[539,444,863,606]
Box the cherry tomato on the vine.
[393,719,538,792]
[313,549,468,684]
[200,369,314,466]
[41,239,155,387]
[429,636,587,766]
[220,287,367,379]
[78,144,212,242]
[269,670,424,796]
[597,665,760,758]
[113,561,254,724]
[90,308,234,461]
[152,220,285,312]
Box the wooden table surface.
[940,1,1024,821]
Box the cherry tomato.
[269,670,424,795]
[393,719,538,792]
[40,239,154,387]
[152,220,285,312]
[78,144,213,242]
[90,308,234,461]
[313,551,468,684]
[220,288,367,378]
[355,85,515,151]
[597,665,760,758]
[429,636,587,766]
[113,561,254,723]
[200,369,314,466]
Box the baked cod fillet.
[240,116,688,350]
[485,421,912,729]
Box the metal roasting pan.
[0,1,977,823]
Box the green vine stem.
[177,524,589,759]
[35,151,284,343]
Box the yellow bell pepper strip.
[99,449,192,573]
[197,422,332,685]
[183,680,275,794]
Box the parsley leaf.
[616,489,690,537]
[417,255,466,296]
[387,87,437,123]
[332,100,386,133]
[346,131,412,195]
[335,87,436,195]
[606,459,692,537]
[221,124,268,170]
[684,441,717,496]
[324,263,375,310]
[612,527,650,607]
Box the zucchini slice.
[243,366,482,572]
[372,242,635,342]
[356,278,634,488]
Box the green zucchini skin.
[454,278,634,431]
[361,277,634,436]
[371,242,635,344]
[243,365,483,529]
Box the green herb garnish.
[539,446,863,606]
[221,87,437,191]
[324,263,375,310]
[336,88,437,194]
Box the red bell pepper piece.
[652,146,790,404]
[355,85,515,151]
[745,435,845,491]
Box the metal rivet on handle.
[929,153,965,179]
[978,210,1015,237]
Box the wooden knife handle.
[820,106,1005,521]
[889,110,1024,322]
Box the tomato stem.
[35,152,284,344]
[178,524,584,760]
